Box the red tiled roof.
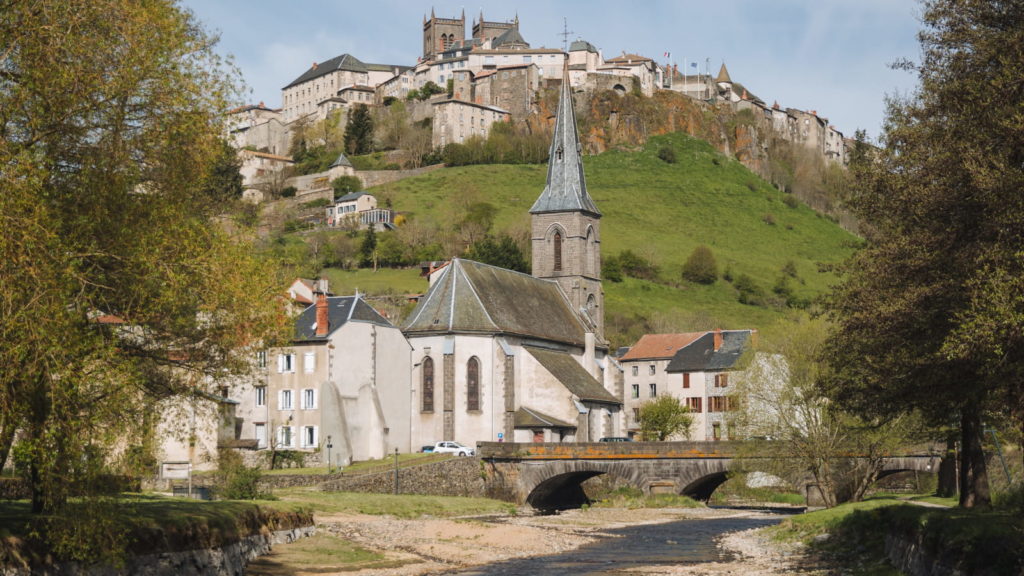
[620,332,706,361]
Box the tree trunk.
[959,404,991,508]
[936,437,958,497]
[0,416,16,472]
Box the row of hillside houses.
[160,66,759,475]
[229,10,850,199]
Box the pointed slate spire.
[530,67,600,216]
[716,62,732,84]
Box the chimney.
[318,277,329,295]
[312,61,318,70]
[315,293,329,337]
[713,328,723,352]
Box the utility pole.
[393,447,400,495]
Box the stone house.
[326,191,393,229]
[228,103,289,156]
[282,53,407,123]
[621,330,755,441]
[431,99,510,147]
[259,295,412,465]
[600,53,659,97]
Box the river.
[450,513,786,575]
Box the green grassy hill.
[349,132,857,347]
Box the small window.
[278,425,293,448]
[302,425,318,448]
[301,388,317,410]
[683,373,690,389]
[631,366,638,377]
[687,397,702,413]
[278,353,295,373]
[304,351,316,373]
[714,373,729,388]
[649,383,657,397]
[632,408,640,421]
[255,387,266,407]
[279,389,293,411]
[649,365,656,376]
[256,351,267,368]
[631,384,639,398]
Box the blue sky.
[181,0,922,140]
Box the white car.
[432,441,475,456]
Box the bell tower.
[530,69,603,338]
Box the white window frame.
[278,425,293,448]
[303,351,316,374]
[256,350,267,369]
[255,386,266,407]
[301,425,318,448]
[278,353,295,374]
[301,388,317,410]
[279,389,294,411]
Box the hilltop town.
[230,10,851,213]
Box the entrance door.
[533,430,544,443]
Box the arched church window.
[467,357,480,411]
[587,294,597,313]
[553,231,562,272]
[585,227,595,276]
[556,145,564,161]
[422,357,434,412]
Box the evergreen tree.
[344,104,374,156]
[359,223,377,268]
[823,0,1024,508]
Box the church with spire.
[402,69,622,447]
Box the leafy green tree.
[465,235,529,273]
[344,104,374,155]
[0,0,287,535]
[681,245,717,284]
[823,0,1024,508]
[203,139,244,201]
[638,396,693,441]
[419,81,445,99]
[331,175,363,196]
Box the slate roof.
[665,330,753,373]
[330,153,353,169]
[402,259,588,346]
[514,406,576,429]
[529,67,601,216]
[294,296,392,341]
[492,27,528,48]
[334,191,370,202]
[569,39,599,53]
[283,55,407,90]
[525,346,620,405]
[619,332,706,361]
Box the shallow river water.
[450,514,785,575]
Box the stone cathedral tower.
[530,72,604,339]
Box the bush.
[281,186,297,198]
[783,194,799,209]
[657,146,677,164]
[762,213,777,225]
[733,273,766,305]
[617,250,659,281]
[681,245,717,284]
[214,449,268,500]
[602,256,623,283]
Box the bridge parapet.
[477,441,738,460]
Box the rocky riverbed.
[248,506,828,575]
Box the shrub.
[681,245,717,284]
[281,186,297,198]
[733,273,765,305]
[602,256,623,283]
[762,213,777,225]
[617,250,659,281]
[657,146,677,164]
[783,194,799,209]
[215,449,268,500]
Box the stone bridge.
[477,442,940,509]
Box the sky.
[181,0,923,141]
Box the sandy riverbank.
[249,506,826,576]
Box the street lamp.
[326,435,333,473]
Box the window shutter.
[277,354,285,373]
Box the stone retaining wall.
[357,164,443,188]
[321,456,485,497]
